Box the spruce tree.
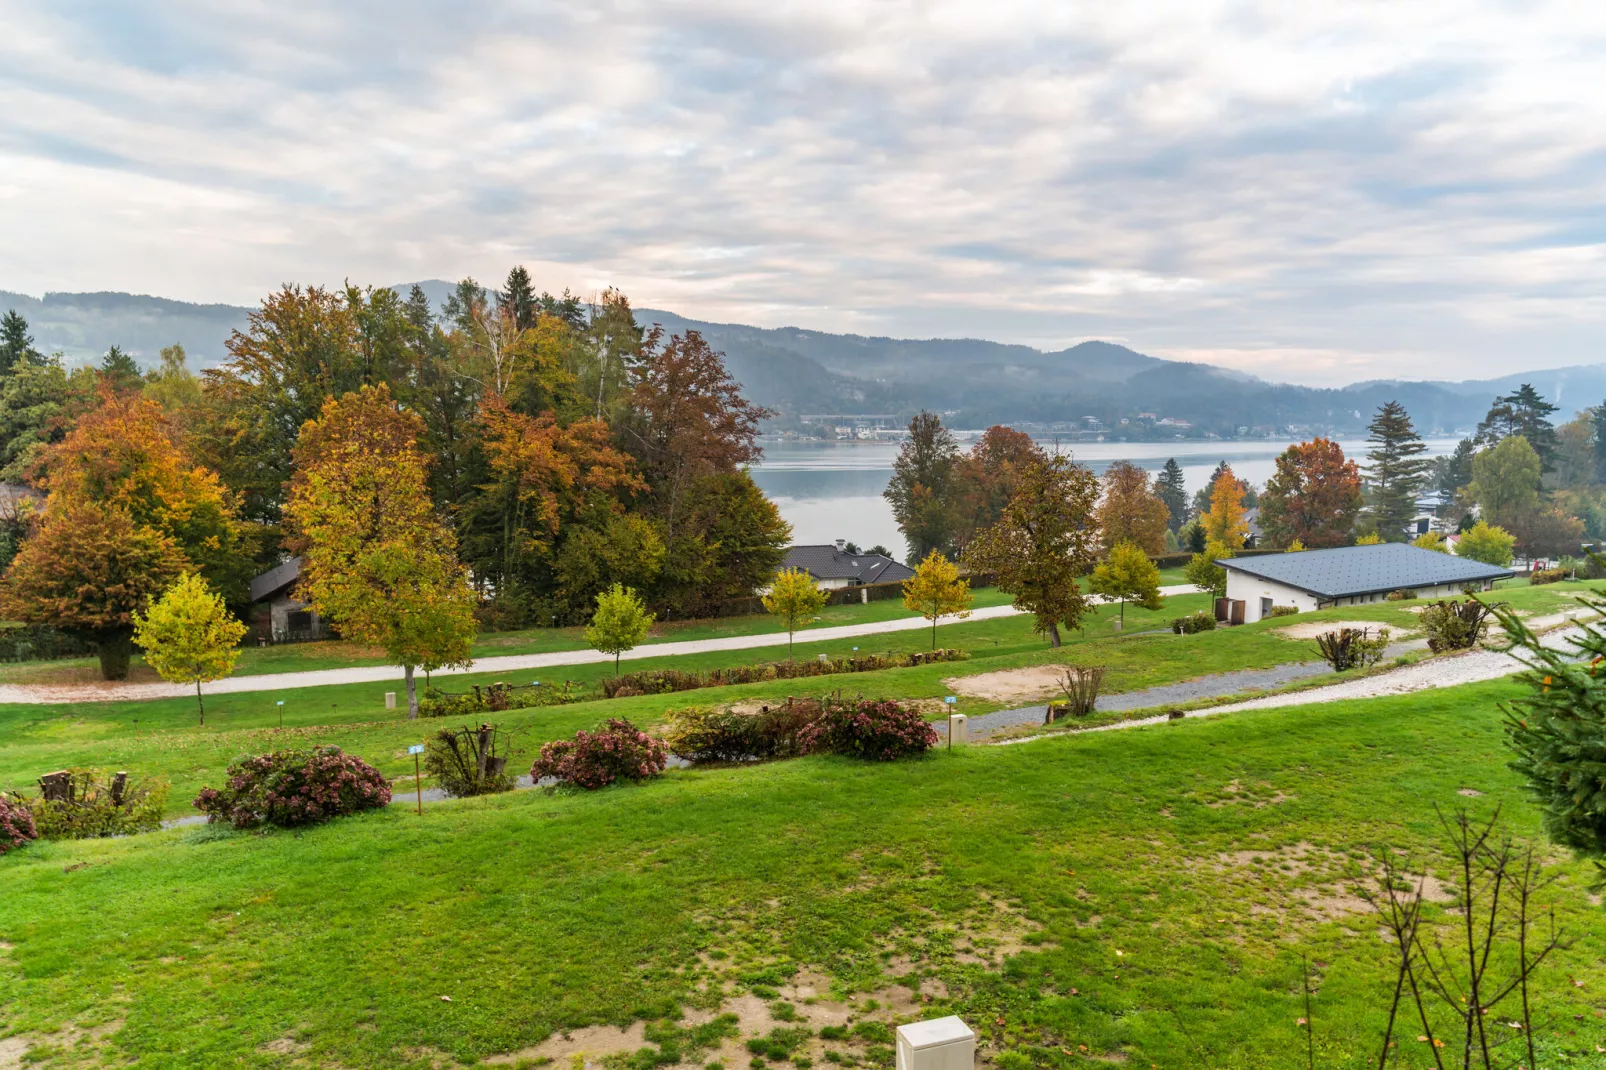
[1155,458,1187,532]
[498,266,538,331]
[0,310,38,375]
[1364,400,1430,541]
[1477,383,1559,471]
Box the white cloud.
[1,0,1605,385]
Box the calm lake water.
[749,437,1464,558]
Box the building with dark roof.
[248,557,325,641]
[1216,543,1513,623]
[781,541,916,590]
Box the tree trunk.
[196,680,205,726]
[615,652,621,677]
[96,629,133,681]
[1047,622,1062,648]
[931,616,937,650]
[405,665,418,719]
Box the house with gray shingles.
[249,557,325,641]
[1216,543,1514,624]
[781,540,916,590]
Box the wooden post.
[415,752,423,816]
[476,724,492,781]
[110,771,128,808]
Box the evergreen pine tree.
[1155,458,1187,532]
[1364,400,1430,541]
[0,310,38,375]
[1436,437,1475,506]
[1592,401,1606,484]
[99,345,142,390]
[1477,383,1559,471]
[498,266,538,331]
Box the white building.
[1217,543,1514,624]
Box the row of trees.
[0,271,794,679]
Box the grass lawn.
[3,677,1606,1068]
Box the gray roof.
[782,545,916,585]
[249,557,303,603]
[1215,543,1513,599]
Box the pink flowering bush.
[530,718,668,790]
[0,795,37,856]
[193,745,392,829]
[798,698,939,761]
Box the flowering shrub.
[0,795,36,856]
[798,698,938,761]
[662,702,819,763]
[193,746,391,829]
[530,718,668,790]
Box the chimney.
[835,538,846,553]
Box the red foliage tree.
[1257,438,1364,549]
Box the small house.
[780,541,916,591]
[249,557,326,642]
[1215,543,1513,624]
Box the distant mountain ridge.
[4,284,1603,437]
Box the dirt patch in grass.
[946,665,1063,704]
[1273,621,1410,640]
[0,1018,125,1070]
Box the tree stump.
[476,724,493,781]
[110,771,129,807]
[38,770,72,803]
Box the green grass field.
[4,676,1606,1068]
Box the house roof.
[249,557,303,603]
[782,545,916,585]
[1215,543,1513,600]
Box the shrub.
[600,650,967,700]
[530,718,667,790]
[21,769,167,839]
[1385,589,1415,601]
[797,699,938,761]
[420,679,584,717]
[1420,599,1502,653]
[423,723,515,797]
[661,702,818,763]
[1530,567,1565,586]
[0,795,36,856]
[1052,665,1105,722]
[1315,627,1390,671]
[193,746,391,829]
[1267,604,1299,617]
[1170,612,1216,634]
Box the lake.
[748,437,1464,557]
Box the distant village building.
[1215,543,1512,624]
[780,541,915,591]
[249,558,325,642]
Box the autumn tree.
[1511,508,1584,561]
[1256,438,1364,549]
[1095,460,1170,555]
[1202,464,1249,548]
[952,425,1043,549]
[133,572,247,725]
[763,568,827,659]
[1364,401,1431,541]
[885,411,962,561]
[901,550,972,648]
[1155,458,1187,532]
[1089,540,1163,623]
[2,501,187,679]
[285,384,478,718]
[962,455,1100,647]
[585,583,655,675]
[1466,435,1541,530]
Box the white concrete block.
[896,1017,974,1070]
[947,714,969,746]
[385,692,396,709]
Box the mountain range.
[5,283,1603,438]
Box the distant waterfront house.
[781,541,916,590]
[249,558,325,642]
[1215,543,1513,624]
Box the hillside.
[4,285,1604,437]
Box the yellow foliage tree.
[133,573,247,725]
[1202,465,1248,549]
[1412,530,1448,553]
[1285,538,1306,552]
[1356,532,1384,546]
[902,550,972,649]
[762,568,827,659]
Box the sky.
[2,1,1604,386]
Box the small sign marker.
[944,696,957,704]
[408,745,426,814]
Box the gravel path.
[6,585,1203,705]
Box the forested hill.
[4,285,1605,437]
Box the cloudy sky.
[2,1,1604,385]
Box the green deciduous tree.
[584,583,655,675]
[1456,520,1516,567]
[762,568,827,659]
[1184,539,1231,599]
[901,550,972,648]
[1466,435,1541,530]
[1364,401,1431,541]
[285,384,478,718]
[133,572,247,725]
[962,455,1100,647]
[885,411,962,561]
[1089,539,1163,623]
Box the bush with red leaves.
[0,795,37,856]
[193,745,392,829]
[530,718,667,790]
[798,698,939,761]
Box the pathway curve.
[5,586,1201,705]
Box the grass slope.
[2,679,1605,1068]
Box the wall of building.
[1224,574,1321,623]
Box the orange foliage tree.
[953,425,1044,551]
[1202,463,1250,549]
[1257,438,1364,549]
[1095,460,1170,555]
